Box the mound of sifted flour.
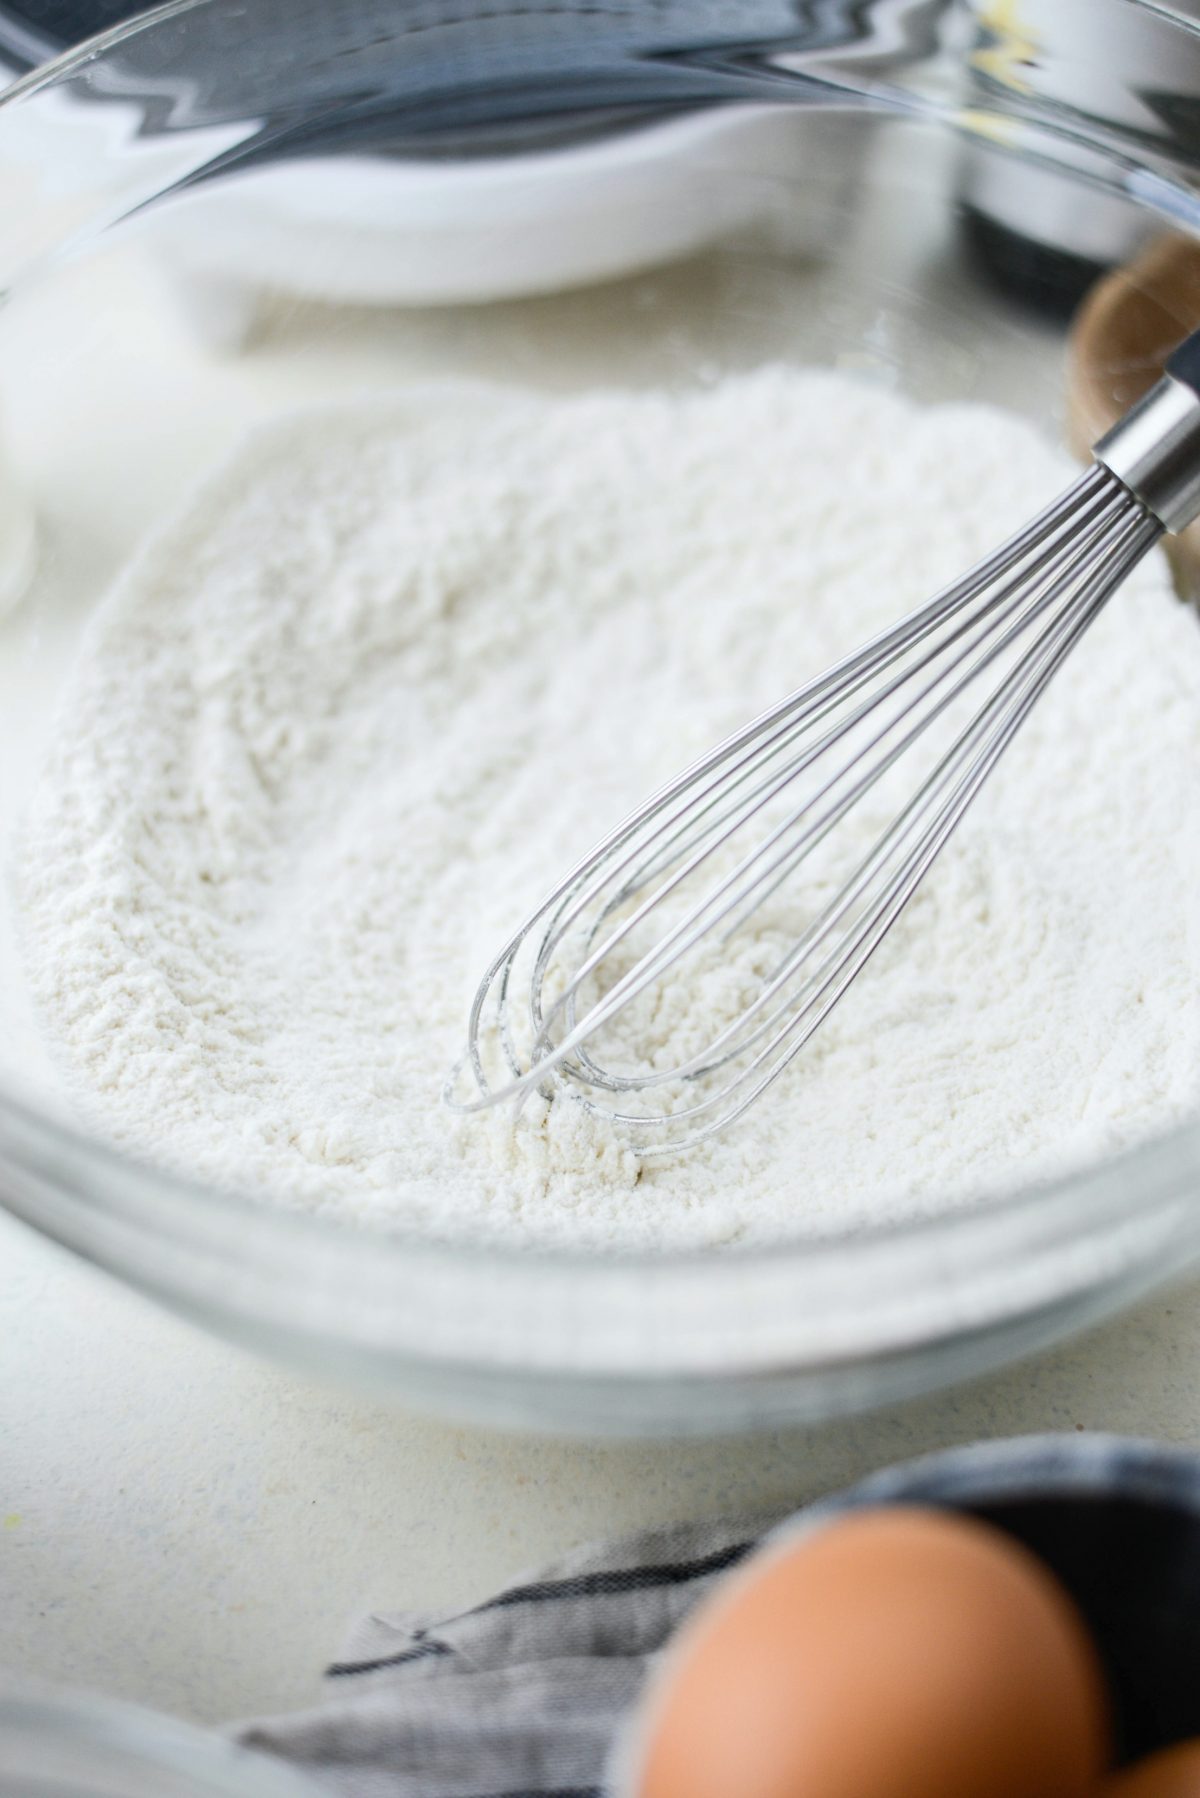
[15,370,1200,1250]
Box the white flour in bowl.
[15,370,1200,1250]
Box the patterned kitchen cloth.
[235,1513,764,1798]
[234,1433,1200,1798]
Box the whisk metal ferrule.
[1094,356,1200,535]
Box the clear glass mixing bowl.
[2,0,1200,1435]
[0,1676,318,1798]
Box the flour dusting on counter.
[15,371,1200,1249]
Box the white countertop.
[6,1208,1200,1728]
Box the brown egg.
[1099,1741,1200,1798]
[630,1506,1110,1798]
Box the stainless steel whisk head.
[446,333,1200,1155]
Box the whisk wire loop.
[446,460,1162,1155]
[572,490,1149,1108]
[549,473,1130,1086]
[547,498,1157,1146]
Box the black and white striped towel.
[234,1434,1200,1798]
[236,1514,764,1798]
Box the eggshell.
[630,1506,1110,1798]
[1099,1740,1200,1798]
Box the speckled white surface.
[5,1210,1200,1725]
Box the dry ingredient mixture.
[15,370,1200,1250]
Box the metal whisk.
[446,332,1200,1155]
